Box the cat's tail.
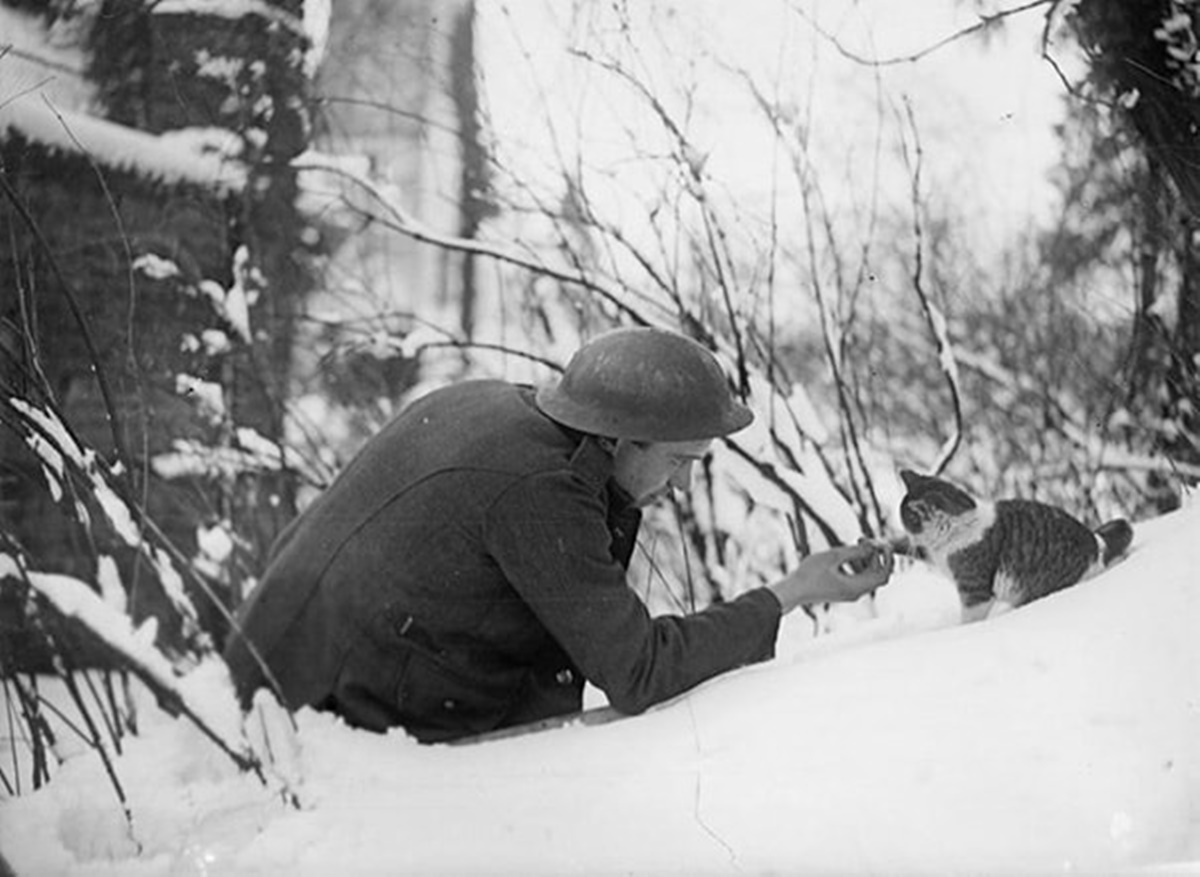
[1095,518,1134,566]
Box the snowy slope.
[1,501,1197,876]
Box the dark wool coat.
[223,380,781,742]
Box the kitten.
[896,469,1134,623]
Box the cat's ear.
[899,469,923,489]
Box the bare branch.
[724,437,843,549]
[406,338,566,373]
[789,0,1056,68]
[0,173,132,476]
[0,43,86,78]
[0,76,55,113]
[736,68,883,533]
[567,47,751,390]
[898,99,964,475]
[313,94,459,137]
[294,155,652,328]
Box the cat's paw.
[960,599,1016,624]
[1096,519,1133,565]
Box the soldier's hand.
[768,541,894,613]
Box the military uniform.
[223,380,781,742]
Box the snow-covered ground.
[2,499,1198,876]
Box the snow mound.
[1,501,1197,876]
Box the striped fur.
[897,470,1132,623]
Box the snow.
[176,375,228,425]
[1,4,248,194]
[0,96,249,194]
[0,4,93,115]
[2,499,1197,876]
[150,0,305,37]
[0,559,251,768]
[2,2,1197,872]
[7,398,212,653]
[95,555,127,615]
[132,254,183,281]
[0,0,333,194]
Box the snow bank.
[1,501,1197,876]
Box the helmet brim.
[535,381,753,441]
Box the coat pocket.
[383,607,517,740]
[392,645,506,736]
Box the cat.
[895,469,1134,623]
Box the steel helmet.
[535,327,754,441]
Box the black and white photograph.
[1,1,1198,874]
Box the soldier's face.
[612,438,712,507]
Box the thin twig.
[2,675,24,795]
[56,649,135,836]
[80,669,123,756]
[673,501,698,614]
[724,438,842,549]
[633,534,691,615]
[790,0,1055,68]
[29,686,92,751]
[313,94,459,136]
[739,68,883,533]
[0,43,86,77]
[10,676,53,789]
[0,77,55,113]
[0,172,132,475]
[898,99,963,475]
[296,155,650,328]
[43,96,153,593]
[567,47,752,390]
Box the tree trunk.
[449,0,492,340]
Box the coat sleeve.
[482,468,782,715]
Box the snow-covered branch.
[0,97,248,194]
[0,552,297,799]
[3,397,206,643]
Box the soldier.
[224,327,893,742]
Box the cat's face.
[898,469,977,539]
